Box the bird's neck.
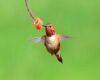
[46,32,55,37]
[45,30,56,37]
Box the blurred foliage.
[0,0,100,80]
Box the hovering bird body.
[25,0,71,63]
[32,24,71,63]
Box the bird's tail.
[55,54,63,63]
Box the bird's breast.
[46,35,58,48]
[46,35,56,43]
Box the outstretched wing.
[60,35,72,42]
[31,36,45,44]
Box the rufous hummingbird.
[25,0,71,63]
[32,24,71,63]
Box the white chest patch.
[46,35,56,43]
[46,35,58,48]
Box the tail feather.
[56,54,63,63]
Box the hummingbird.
[32,24,71,63]
[25,0,71,63]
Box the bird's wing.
[60,35,72,42]
[31,36,45,44]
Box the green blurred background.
[0,0,100,80]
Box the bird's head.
[44,23,55,37]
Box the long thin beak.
[43,25,47,27]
